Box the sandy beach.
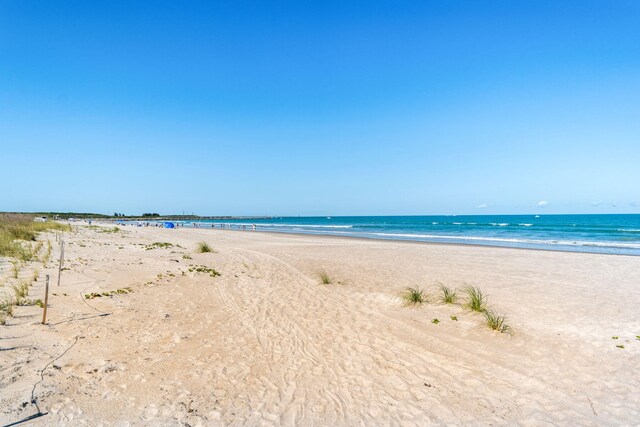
[1,224,639,426]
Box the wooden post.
[42,275,50,324]
[57,240,64,287]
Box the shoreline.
[101,213,640,257]
[221,227,640,258]
[106,221,640,258]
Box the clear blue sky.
[1,0,639,216]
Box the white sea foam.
[263,224,353,229]
[217,223,353,229]
[489,223,510,226]
[368,232,640,249]
[189,219,640,253]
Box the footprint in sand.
[142,403,159,420]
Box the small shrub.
[85,292,102,299]
[182,254,192,260]
[188,265,220,277]
[463,285,487,312]
[438,283,457,304]
[612,336,619,340]
[402,286,426,306]
[145,242,173,250]
[196,242,213,253]
[0,312,5,325]
[431,318,440,324]
[100,227,121,233]
[450,315,458,321]
[483,310,511,334]
[616,345,624,349]
[0,297,15,317]
[84,287,133,299]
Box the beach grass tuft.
[11,281,29,299]
[319,270,332,284]
[0,296,15,317]
[402,286,426,306]
[438,283,457,304]
[41,240,52,265]
[463,285,487,312]
[11,261,20,279]
[196,242,213,253]
[483,309,512,334]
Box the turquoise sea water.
[184,215,640,256]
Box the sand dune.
[1,224,639,425]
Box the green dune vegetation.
[401,286,427,306]
[0,214,70,324]
[400,282,512,335]
[0,214,70,259]
[196,241,214,253]
[318,270,333,285]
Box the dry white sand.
[1,224,639,426]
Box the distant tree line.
[112,213,160,217]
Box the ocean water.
[185,215,640,256]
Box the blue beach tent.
[163,222,175,229]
